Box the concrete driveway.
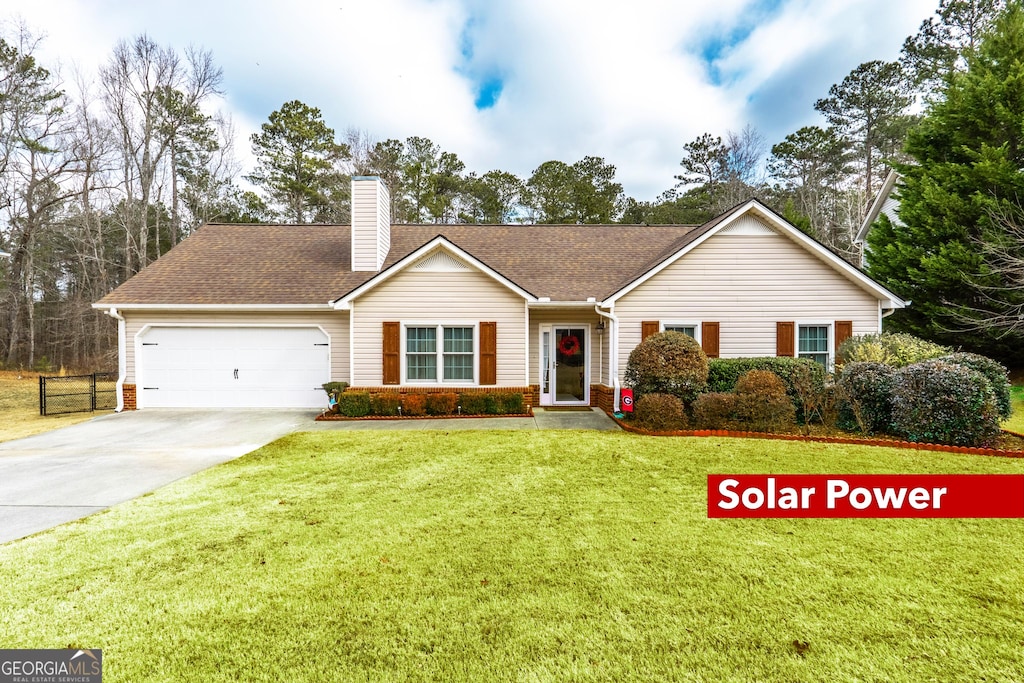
[0,410,314,545]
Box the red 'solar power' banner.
[707,474,1024,518]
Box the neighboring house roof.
[96,198,906,309]
[856,168,902,246]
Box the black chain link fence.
[39,373,118,416]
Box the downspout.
[594,305,620,412]
[106,307,127,412]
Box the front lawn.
[0,370,111,443]
[0,431,1022,681]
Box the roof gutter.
[92,303,333,311]
[104,307,127,412]
[594,304,620,412]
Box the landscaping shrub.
[890,360,1000,447]
[707,357,824,416]
[321,381,349,397]
[337,391,371,417]
[838,332,949,367]
[458,393,489,415]
[624,331,708,404]
[837,362,897,434]
[692,392,738,430]
[815,382,846,431]
[491,392,525,415]
[733,369,796,433]
[425,392,458,415]
[937,352,1012,420]
[633,393,688,432]
[369,393,401,416]
[402,393,427,416]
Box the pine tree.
[867,2,1024,364]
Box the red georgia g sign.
[620,389,634,412]
[708,474,1024,518]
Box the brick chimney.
[351,176,391,272]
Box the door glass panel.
[554,328,585,402]
[541,331,551,394]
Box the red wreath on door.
[558,335,580,356]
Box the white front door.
[138,326,330,408]
[539,325,589,406]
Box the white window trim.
[661,321,702,345]
[795,321,833,370]
[400,321,480,386]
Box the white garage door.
[138,327,330,408]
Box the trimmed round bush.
[733,370,795,433]
[625,331,708,404]
[692,392,738,430]
[937,352,1012,420]
[891,360,1000,447]
[838,332,949,367]
[837,362,897,434]
[633,393,688,432]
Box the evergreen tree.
[246,100,348,223]
[867,2,1024,364]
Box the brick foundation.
[122,383,137,411]
[349,386,536,408]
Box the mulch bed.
[609,414,1024,458]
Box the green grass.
[1,431,1023,681]
[0,370,110,442]
[1004,385,1024,433]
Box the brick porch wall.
[591,384,615,412]
[122,383,137,411]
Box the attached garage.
[136,326,330,408]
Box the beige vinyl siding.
[615,225,880,379]
[351,179,390,271]
[527,309,609,386]
[123,310,349,384]
[352,261,526,386]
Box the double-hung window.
[798,325,829,367]
[405,325,475,382]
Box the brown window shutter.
[835,320,853,358]
[701,322,720,358]
[641,321,660,341]
[480,321,497,385]
[776,321,795,357]
[382,321,400,385]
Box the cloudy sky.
[8,0,936,201]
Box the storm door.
[551,326,588,405]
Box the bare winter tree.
[952,202,1024,339]
[100,35,222,276]
[0,26,89,367]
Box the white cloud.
[6,0,942,202]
